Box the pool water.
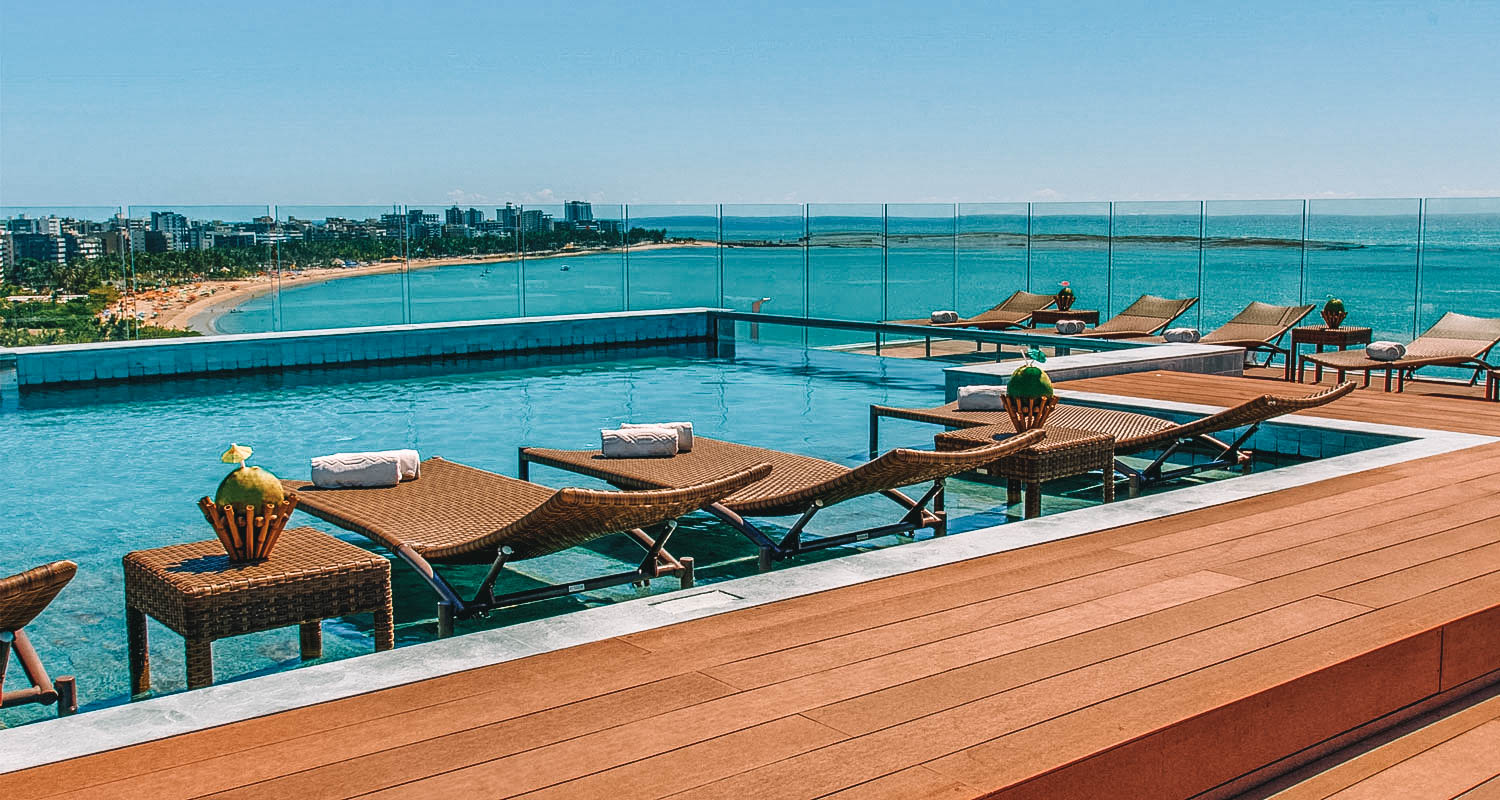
[0,342,1252,726]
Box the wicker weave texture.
[1076,295,1197,338]
[1111,382,1355,455]
[0,561,76,633]
[1199,302,1316,347]
[873,401,1180,441]
[523,433,1042,518]
[1304,313,1500,372]
[288,457,767,560]
[123,528,391,642]
[889,289,1055,327]
[935,426,1114,483]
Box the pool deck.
[6,371,1500,799]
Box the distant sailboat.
[560,264,571,271]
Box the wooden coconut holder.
[1003,394,1058,432]
[198,494,299,562]
[1056,293,1075,312]
[1321,309,1346,329]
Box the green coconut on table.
[1006,347,1055,398]
[1324,298,1345,315]
[213,443,285,507]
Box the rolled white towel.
[601,427,678,458]
[311,452,402,489]
[1164,328,1201,343]
[622,421,693,452]
[1366,341,1407,361]
[956,385,1006,411]
[1055,319,1087,335]
[367,449,420,480]
[929,310,961,324]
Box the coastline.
[143,240,715,334]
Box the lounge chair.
[1139,301,1315,365]
[870,382,1354,494]
[519,432,1044,571]
[1,561,78,716]
[1299,312,1500,392]
[887,290,1057,330]
[1071,294,1198,339]
[286,457,769,635]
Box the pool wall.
[7,308,718,387]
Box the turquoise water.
[219,212,1500,353]
[6,342,1120,726]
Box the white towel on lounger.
[956,386,1006,411]
[1366,341,1407,361]
[1164,328,1201,343]
[929,310,960,324]
[601,427,678,458]
[310,452,403,488]
[1055,319,1086,335]
[621,422,693,453]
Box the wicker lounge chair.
[1139,301,1315,365]
[1071,294,1198,339]
[870,382,1354,494]
[1,561,78,716]
[286,457,769,635]
[1299,312,1500,392]
[887,290,1057,330]
[519,432,1043,571]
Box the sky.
[1,0,1497,206]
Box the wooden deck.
[8,372,1500,799]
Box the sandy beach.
[131,240,716,334]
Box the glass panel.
[1110,201,1202,328]
[124,205,276,335]
[273,204,413,330]
[1029,202,1110,316]
[1306,198,1421,341]
[807,204,883,348]
[519,202,626,317]
[886,204,956,323]
[1202,200,1306,343]
[624,204,720,310]
[956,202,1029,319]
[1,205,127,345]
[1418,197,1500,334]
[721,204,805,346]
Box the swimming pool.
[0,340,1308,727]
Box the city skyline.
[2,2,1499,204]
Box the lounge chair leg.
[437,602,455,638]
[55,675,77,715]
[868,407,880,458]
[299,621,322,661]
[1129,474,1141,499]
[679,557,695,589]
[1007,478,1022,506]
[758,547,774,573]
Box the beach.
[134,240,715,334]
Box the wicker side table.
[935,424,1115,519]
[1029,309,1101,329]
[124,527,393,692]
[1288,325,1373,381]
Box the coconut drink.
[1056,281,1075,312]
[199,443,298,561]
[1321,297,1347,329]
[1004,348,1058,431]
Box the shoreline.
[141,240,715,334]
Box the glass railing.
[5,199,1498,370]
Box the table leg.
[1007,478,1022,506]
[299,621,323,661]
[127,606,150,695]
[1314,344,1325,383]
[1024,482,1042,519]
[185,639,213,689]
[1285,344,1295,381]
[374,585,395,652]
[1102,455,1116,504]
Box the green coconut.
[1324,298,1345,314]
[215,465,285,507]
[1006,365,1054,399]
[1057,286,1074,298]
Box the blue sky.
[1,0,1497,205]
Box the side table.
[1030,309,1101,329]
[935,424,1115,519]
[1288,325,1372,382]
[124,527,393,692]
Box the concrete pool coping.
[2,389,1493,773]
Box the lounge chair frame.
[519,434,1041,572]
[289,459,768,636]
[1,561,78,716]
[1298,312,1500,393]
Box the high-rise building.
[150,211,189,235]
[63,233,103,262]
[563,201,593,224]
[39,216,63,236]
[464,208,485,227]
[444,206,465,226]
[497,203,519,231]
[0,230,13,272]
[12,233,67,264]
[520,209,551,234]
